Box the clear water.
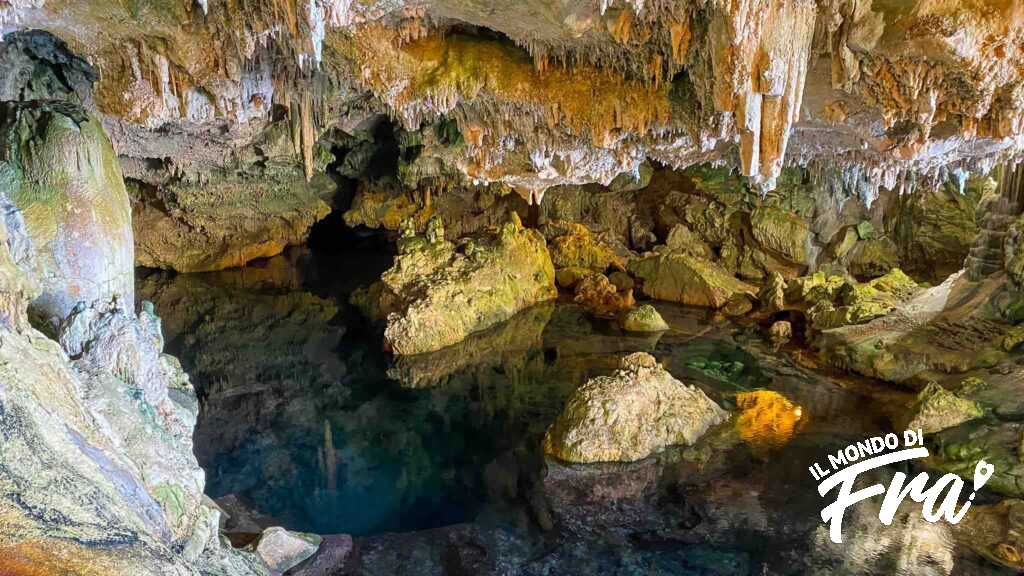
[136,246,1013,575]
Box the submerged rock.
[955,499,1024,572]
[810,493,955,576]
[387,302,553,388]
[365,215,556,355]
[543,352,728,463]
[250,527,322,575]
[931,420,1024,499]
[619,304,669,333]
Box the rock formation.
[356,215,557,355]
[543,352,728,463]
[0,103,266,575]
[7,1,1024,574]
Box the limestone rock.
[769,321,792,346]
[0,107,265,575]
[387,302,553,389]
[750,207,811,266]
[664,224,713,259]
[554,266,592,289]
[543,352,728,463]
[897,184,980,282]
[628,251,757,309]
[618,304,669,333]
[132,169,333,272]
[759,272,787,314]
[847,238,900,279]
[371,215,556,355]
[932,420,1024,500]
[905,383,984,435]
[955,499,1024,572]
[250,527,322,575]
[573,273,634,318]
[0,102,133,322]
[807,269,918,331]
[547,221,626,272]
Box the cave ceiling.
[2,0,1023,201]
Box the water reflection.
[136,250,1013,574]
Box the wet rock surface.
[7,3,1024,574]
[542,352,728,463]
[356,215,557,355]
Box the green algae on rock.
[363,215,556,355]
[904,382,984,435]
[619,304,669,333]
[806,269,919,331]
[543,352,728,463]
[628,250,757,309]
[0,101,133,322]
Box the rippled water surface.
[136,246,1014,575]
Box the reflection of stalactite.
[320,419,337,491]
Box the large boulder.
[750,207,812,266]
[0,101,133,322]
[628,250,757,309]
[543,352,728,463]
[368,215,556,355]
[132,169,332,272]
[546,221,626,272]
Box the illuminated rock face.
[0,102,266,576]
[0,102,133,322]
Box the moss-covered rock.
[904,382,984,434]
[806,269,918,330]
[543,352,727,463]
[133,167,333,272]
[619,304,669,332]
[931,420,1024,499]
[847,237,900,279]
[628,251,757,309]
[369,215,557,355]
[555,266,593,289]
[896,183,981,282]
[547,221,626,272]
[664,223,713,258]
